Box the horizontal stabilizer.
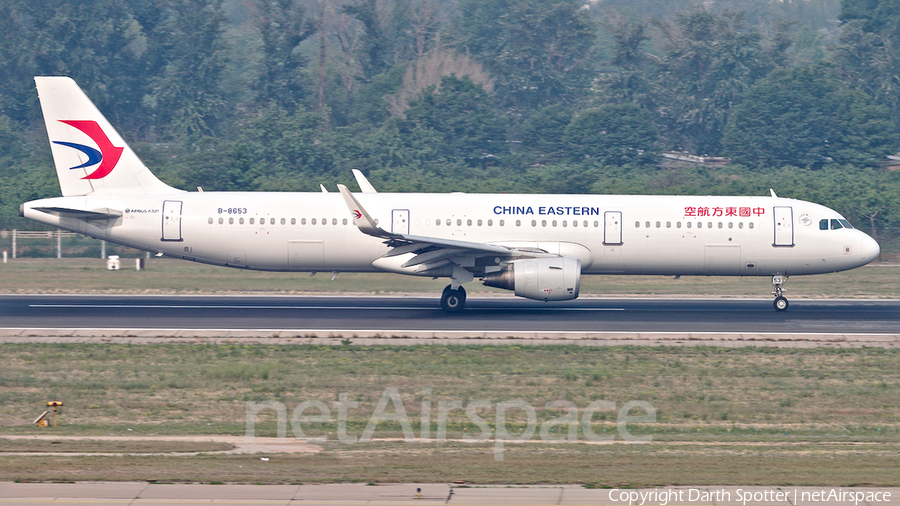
[32,206,122,220]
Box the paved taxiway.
[1,483,898,506]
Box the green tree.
[342,0,416,78]
[457,0,597,111]
[833,0,900,125]
[252,0,316,111]
[143,0,228,139]
[722,64,899,168]
[563,103,659,166]
[647,9,790,155]
[403,75,508,165]
[517,104,574,162]
[0,0,149,132]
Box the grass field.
[1,344,898,485]
[1,258,899,298]
[1,258,898,485]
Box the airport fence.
[0,230,148,260]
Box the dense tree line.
[0,0,898,240]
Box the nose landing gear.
[772,275,789,311]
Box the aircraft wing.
[337,185,553,274]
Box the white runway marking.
[28,304,625,311]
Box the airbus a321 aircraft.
[20,77,881,312]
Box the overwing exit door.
[392,209,410,234]
[603,211,623,245]
[161,200,183,242]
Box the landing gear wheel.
[771,275,789,312]
[441,285,467,313]
[774,296,789,312]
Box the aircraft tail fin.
[35,76,181,197]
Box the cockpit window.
[821,218,855,230]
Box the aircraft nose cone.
[859,233,880,264]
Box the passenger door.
[773,206,794,247]
[161,200,183,242]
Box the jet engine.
[483,257,581,301]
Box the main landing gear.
[772,275,789,311]
[441,285,467,312]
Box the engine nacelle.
[483,257,581,301]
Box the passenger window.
[542,220,547,227]
[311,218,317,225]
[819,219,828,230]
[646,221,651,228]
[552,220,557,227]
[749,222,754,229]
[281,218,286,225]
[218,217,224,224]
[301,218,306,225]
[488,219,493,226]
[516,220,521,227]
[457,219,462,226]
[477,219,482,226]
[593,221,599,227]
[831,219,842,230]
[250,218,255,225]
[718,222,723,229]
[573,220,578,227]
[208,217,213,224]
[676,222,681,229]
[229,217,234,224]
[332,218,337,225]
[499,219,505,226]
[687,222,692,228]
[656,221,661,228]
[436,219,440,226]
[697,222,701,229]
[635,221,641,228]
[467,219,472,226]
[728,222,733,229]
[239,218,244,225]
[446,219,451,226]
[531,220,536,227]
[342,219,348,225]
[738,222,743,229]
[562,220,567,227]
[272,218,277,225]
[291,218,296,225]
[666,221,671,228]
[708,222,712,229]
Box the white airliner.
[20,77,881,312]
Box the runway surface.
[1,294,898,335]
[0,482,897,506]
